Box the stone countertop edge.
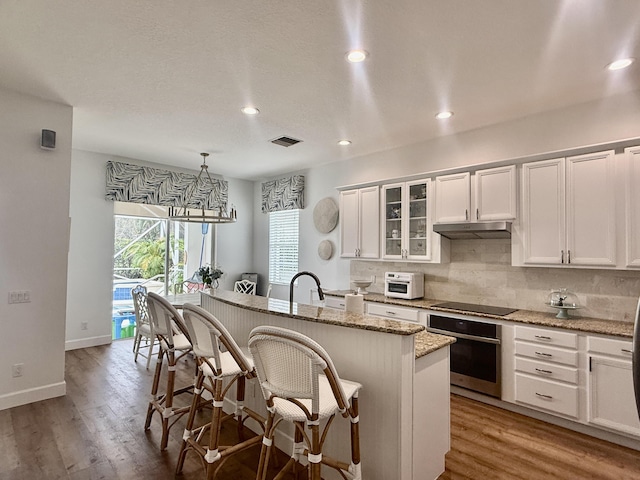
[203,290,425,336]
[325,291,634,338]
[415,331,456,358]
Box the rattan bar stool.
[145,292,194,450]
[176,304,265,479]
[248,326,362,480]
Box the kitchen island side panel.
[202,295,420,480]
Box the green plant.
[197,265,223,287]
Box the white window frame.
[268,209,299,285]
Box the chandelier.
[168,152,237,224]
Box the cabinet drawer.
[515,341,578,367]
[515,373,579,418]
[366,303,420,322]
[587,336,633,358]
[515,357,579,384]
[514,326,578,349]
[324,296,346,310]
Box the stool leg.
[292,422,304,479]
[350,395,361,480]
[145,346,164,431]
[145,335,156,370]
[308,422,321,480]
[160,348,177,450]
[236,376,246,440]
[205,379,224,480]
[176,369,205,474]
[256,411,276,480]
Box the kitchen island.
[200,290,455,480]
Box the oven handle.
[427,327,501,345]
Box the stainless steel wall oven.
[428,314,502,398]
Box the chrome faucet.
[289,271,325,304]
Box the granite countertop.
[414,330,456,358]
[203,290,424,336]
[325,290,634,338]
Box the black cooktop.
[432,302,517,316]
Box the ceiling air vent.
[271,136,303,147]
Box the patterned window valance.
[261,175,305,213]
[105,161,228,209]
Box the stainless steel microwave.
[384,272,424,299]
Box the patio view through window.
[111,202,211,340]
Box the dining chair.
[131,285,156,370]
[248,325,362,480]
[145,292,194,450]
[233,279,256,295]
[175,303,266,478]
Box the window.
[269,209,299,284]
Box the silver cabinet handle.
[386,311,397,315]
[535,392,553,400]
[465,209,469,220]
[476,208,479,220]
[535,351,553,357]
[535,368,553,375]
[535,335,552,341]
[568,250,571,264]
[561,250,564,263]
[622,348,633,354]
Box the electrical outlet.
[81,322,88,330]
[8,290,31,304]
[12,363,24,377]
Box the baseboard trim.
[0,381,66,411]
[65,335,112,351]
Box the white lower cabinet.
[513,325,579,419]
[514,374,579,418]
[366,302,421,323]
[504,325,640,440]
[587,336,640,437]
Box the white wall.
[253,90,640,302]
[65,150,115,350]
[0,87,72,409]
[65,151,256,348]
[252,169,352,302]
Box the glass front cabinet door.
[383,179,432,260]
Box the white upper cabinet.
[383,179,436,261]
[435,172,470,223]
[435,166,516,223]
[475,165,517,221]
[521,151,616,266]
[625,146,640,267]
[339,186,380,259]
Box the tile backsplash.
[351,239,640,322]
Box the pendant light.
[168,152,237,224]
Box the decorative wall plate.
[313,197,339,233]
[318,240,334,260]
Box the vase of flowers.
[197,265,223,289]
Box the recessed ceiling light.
[241,106,260,115]
[338,140,352,146]
[435,111,454,120]
[346,50,368,63]
[607,58,634,70]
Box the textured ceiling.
[0,1,638,180]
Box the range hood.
[433,221,512,240]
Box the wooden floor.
[1,339,640,479]
[440,395,640,480]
